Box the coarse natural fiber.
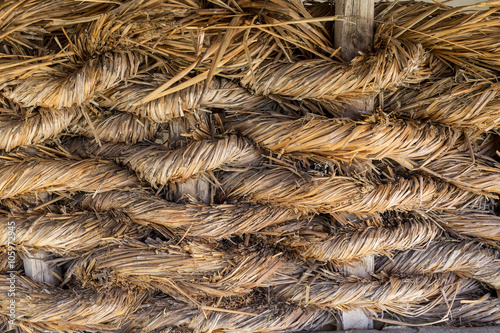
[280,215,440,264]
[0,159,139,199]
[377,241,500,289]
[221,167,485,214]
[0,210,146,255]
[79,191,300,239]
[228,112,500,195]
[65,135,260,186]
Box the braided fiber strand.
[0,159,139,199]
[221,168,484,214]
[378,241,500,289]
[79,191,300,239]
[65,136,261,185]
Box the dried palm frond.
[426,209,500,242]
[79,191,300,239]
[241,39,430,102]
[68,111,158,144]
[273,272,481,318]
[0,159,139,199]
[65,135,260,186]
[0,210,147,255]
[0,274,148,332]
[0,106,77,151]
[228,112,500,195]
[383,78,500,131]
[99,75,278,123]
[376,0,500,75]
[3,52,143,108]
[377,241,500,289]
[280,215,440,264]
[220,167,485,214]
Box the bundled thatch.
[383,78,500,131]
[221,167,485,214]
[228,112,500,195]
[79,191,300,239]
[377,241,500,289]
[65,135,260,186]
[0,159,139,199]
[0,210,147,255]
[280,215,440,264]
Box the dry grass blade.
[378,241,500,289]
[65,136,261,186]
[79,191,300,239]
[221,167,486,214]
[0,159,139,199]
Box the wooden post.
[335,0,375,119]
[23,250,62,285]
[335,0,375,330]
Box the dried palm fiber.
[383,77,500,131]
[99,75,279,123]
[0,105,76,151]
[64,135,260,186]
[64,237,484,317]
[239,39,431,103]
[78,191,300,239]
[0,158,139,199]
[274,214,441,264]
[417,296,500,326]
[272,272,482,318]
[220,167,485,215]
[228,112,500,195]
[0,274,333,333]
[424,209,500,242]
[377,241,500,289]
[3,51,143,108]
[68,111,158,144]
[375,1,500,75]
[133,300,334,333]
[0,210,148,255]
[0,274,149,332]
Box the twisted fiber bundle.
[66,135,260,186]
[229,113,500,195]
[273,273,481,317]
[0,210,147,255]
[0,274,148,332]
[0,107,77,151]
[384,78,500,130]
[221,168,484,214]
[69,111,158,144]
[79,191,300,239]
[377,241,500,289]
[100,75,277,123]
[139,302,334,333]
[228,113,460,161]
[282,216,441,264]
[240,39,429,102]
[65,241,299,297]
[376,1,500,75]
[426,209,500,241]
[3,51,143,108]
[0,159,139,199]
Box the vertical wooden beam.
[335,0,375,330]
[334,0,375,119]
[23,250,62,285]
